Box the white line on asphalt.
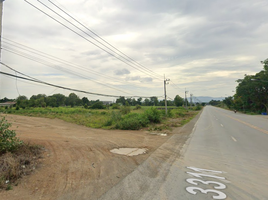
[221,124,223,127]
[231,136,237,142]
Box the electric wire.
[2,47,133,95]
[24,0,162,81]
[47,0,163,79]
[2,38,159,96]
[0,62,163,98]
[2,38,161,88]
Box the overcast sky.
[0,0,267,101]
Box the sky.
[0,0,268,102]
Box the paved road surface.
[99,106,268,200]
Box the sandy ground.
[0,114,181,200]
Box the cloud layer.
[1,0,268,101]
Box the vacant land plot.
[0,114,173,200]
[0,107,200,200]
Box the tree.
[137,97,142,105]
[143,98,150,106]
[174,95,184,107]
[52,94,66,107]
[150,96,158,106]
[82,97,90,106]
[223,96,234,109]
[16,96,28,108]
[116,97,126,105]
[66,93,80,107]
[234,58,268,113]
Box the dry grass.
[0,143,43,190]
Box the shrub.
[120,105,131,115]
[115,113,149,130]
[111,111,122,121]
[144,107,161,123]
[134,105,141,110]
[91,102,105,109]
[112,104,120,109]
[116,113,141,130]
[0,117,23,154]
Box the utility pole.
[0,0,4,99]
[185,88,188,109]
[164,75,170,115]
[0,0,4,63]
[190,93,193,108]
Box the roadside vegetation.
[0,105,201,130]
[0,117,43,190]
[209,58,268,115]
[0,95,201,190]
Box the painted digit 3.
[185,167,228,200]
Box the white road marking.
[221,124,223,127]
[231,136,237,142]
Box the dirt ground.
[0,114,184,200]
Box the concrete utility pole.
[190,93,193,107]
[164,75,170,115]
[0,0,4,99]
[185,88,188,109]
[0,0,4,63]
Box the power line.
[24,0,162,81]
[2,38,143,84]
[2,47,133,95]
[47,0,163,79]
[0,62,163,99]
[2,38,161,96]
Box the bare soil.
[0,114,181,200]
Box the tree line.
[223,58,268,113]
[0,93,191,109]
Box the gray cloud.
[114,68,130,75]
[2,0,268,100]
[126,76,153,83]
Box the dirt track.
[0,114,178,200]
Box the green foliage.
[233,58,268,113]
[174,95,184,107]
[134,104,141,110]
[144,107,161,123]
[0,117,23,154]
[120,105,131,115]
[91,101,105,109]
[112,104,120,109]
[115,113,149,130]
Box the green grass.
[0,106,200,130]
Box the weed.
[120,106,131,115]
[0,117,23,154]
[0,142,43,189]
[144,107,161,123]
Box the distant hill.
[194,96,224,103]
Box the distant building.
[101,101,113,105]
[0,102,17,107]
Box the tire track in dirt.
[0,114,171,200]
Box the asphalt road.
[99,106,268,200]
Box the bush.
[144,107,161,123]
[120,105,131,115]
[115,113,150,130]
[91,102,105,109]
[111,111,122,121]
[134,105,141,110]
[0,117,23,154]
[111,104,120,109]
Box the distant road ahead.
[147,106,268,200]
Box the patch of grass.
[1,106,200,131]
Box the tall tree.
[174,95,184,107]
